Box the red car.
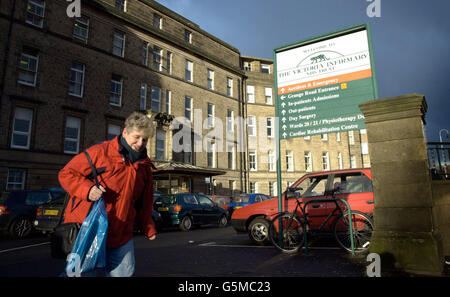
[208,195,232,216]
[231,168,374,245]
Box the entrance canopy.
[153,161,226,178]
[152,161,226,194]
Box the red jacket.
[58,136,156,248]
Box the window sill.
[10,145,30,150]
[18,81,36,87]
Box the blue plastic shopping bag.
[65,197,108,277]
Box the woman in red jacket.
[59,112,157,277]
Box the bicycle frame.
[302,199,344,231]
[277,197,355,255]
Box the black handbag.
[50,151,99,259]
[50,222,81,259]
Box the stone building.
[0,0,370,195]
[0,0,245,194]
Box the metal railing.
[427,142,450,180]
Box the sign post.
[274,24,378,213]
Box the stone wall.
[431,180,450,257]
[359,93,445,276]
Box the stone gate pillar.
[359,93,444,275]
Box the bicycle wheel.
[269,213,305,254]
[334,210,374,253]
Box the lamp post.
[439,129,449,178]
[439,129,449,144]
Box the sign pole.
[366,23,379,99]
[274,51,284,215]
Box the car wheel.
[248,217,270,246]
[9,217,32,238]
[179,216,193,231]
[218,214,228,228]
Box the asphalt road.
[0,225,370,277]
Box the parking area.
[140,226,369,277]
[0,225,371,277]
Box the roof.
[240,55,274,63]
[88,0,244,76]
[140,0,240,54]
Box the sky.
[156,0,450,142]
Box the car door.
[331,172,374,216]
[196,194,221,224]
[296,174,331,230]
[182,193,205,224]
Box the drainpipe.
[237,78,243,193]
[0,0,16,108]
[359,130,365,168]
[168,173,172,194]
[347,131,352,168]
[238,76,248,193]
[210,174,213,195]
[243,78,249,193]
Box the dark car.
[0,188,67,238]
[35,192,163,234]
[154,190,162,199]
[34,191,68,233]
[154,193,229,231]
[229,193,272,216]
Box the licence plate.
[44,209,59,216]
[158,207,169,211]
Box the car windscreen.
[25,191,52,206]
[50,190,66,199]
[256,195,271,202]
[155,195,177,205]
[44,194,67,206]
[215,197,228,204]
[232,194,250,203]
[296,176,328,198]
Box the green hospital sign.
[274,24,378,139]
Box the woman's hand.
[88,185,106,201]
